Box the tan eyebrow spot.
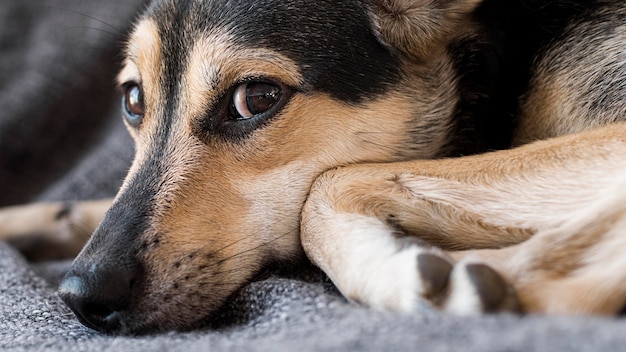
[119,19,163,107]
[115,18,165,166]
[117,62,140,86]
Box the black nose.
[58,264,137,333]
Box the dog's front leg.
[301,123,626,314]
[300,164,521,313]
[0,199,112,260]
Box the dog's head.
[59,0,480,334]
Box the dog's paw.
[416,252,519,314]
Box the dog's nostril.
[58,275,121,332]
[79,303,122,331]
[84,303,110,319]
[83,303,116,323]
[59,268,135,333]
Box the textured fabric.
[1,1,626,351]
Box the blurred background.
[0,0,147,206]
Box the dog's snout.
[59,264,137,333]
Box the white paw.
[303,212,518,314]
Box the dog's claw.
[417,252,453,299]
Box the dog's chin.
[104,290,234,335]
[110,312,209,336]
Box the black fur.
[146,0,401,142]
[146,0,615,154]
[445,0,604,155]
[149,0,400,102]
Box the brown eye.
[122,83,145,126]
[231,82,281,120]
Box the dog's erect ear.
[369,0,482,60]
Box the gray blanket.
[2,1,626,351]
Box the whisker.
[40,6,124,34]
[213,281,246,287]
[358,137,399,153]
[205,227,299,269]
[211,267,246,275]
[60,26,121,38]
[202,232,259,260]
[68,221,93,239]
[355,131,394,135]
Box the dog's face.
[59,0,479,334]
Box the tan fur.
[484,172,626,314]
[302,123,626,313]
[514,6,626,145]
[370,0,481,60]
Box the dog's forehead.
[139,0,400,103]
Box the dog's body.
[2,0,626,334]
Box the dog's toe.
[416,252,453,300]
[464,263,511,312]
[444,261,519,314]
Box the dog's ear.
[369,0,482,60]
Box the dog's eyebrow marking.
[115,18,164,154]
[182,32,304,120]
[119,19,163,117]
[125,19,161,65]
[117,62,141,85]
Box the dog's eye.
[231,82,282,120]
[122,83,145,127]
[195,80,293,142]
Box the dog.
[1,0,626,334]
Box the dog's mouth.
[58,252,263,334]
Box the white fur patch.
[306,212,425,312]
[443,261,483,315]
